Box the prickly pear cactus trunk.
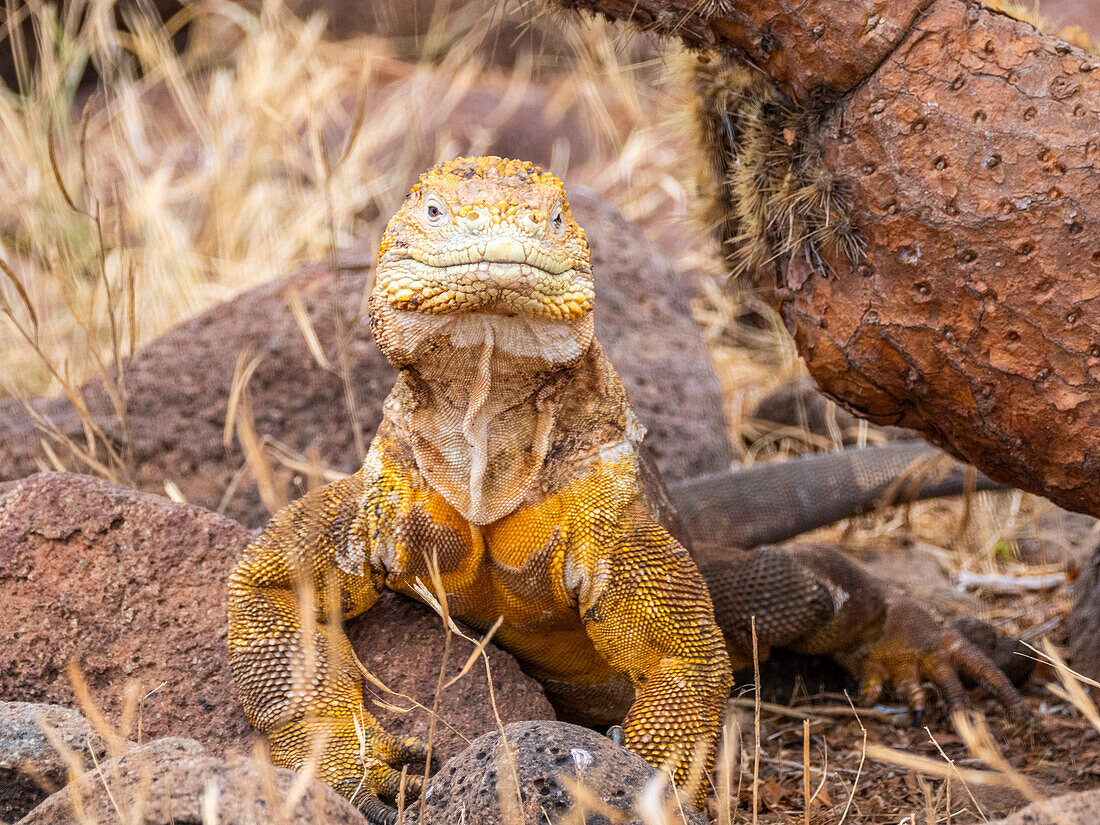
[553,0,1100,518]
[784,2,1100,516]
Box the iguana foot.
[836,595,1028,725]
[788,545,1028,725]
[270,716,434,825]
[701,545,1028,725]
[347,727,435,825]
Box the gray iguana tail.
[669,440,1005,550]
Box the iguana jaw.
[376,254,593,321]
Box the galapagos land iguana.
[228,157,1024,821]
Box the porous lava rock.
[16,737,367,825]
[0,472,553,763]
[414,721,706,825]
[0,195,730,529]
[0,703,115,822]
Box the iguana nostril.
[459,208,489,232]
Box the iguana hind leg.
[699,547,836,670]
[699,545,1026,722]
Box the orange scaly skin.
[228,157,732,818]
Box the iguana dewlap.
[228,157,1023,821]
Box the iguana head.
[369,157,597,371]
[374,156,593,321]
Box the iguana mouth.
[403,236,576,275]
[377,243,594,320]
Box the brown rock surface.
[0,473,255,754]
[0,702,114,822]
[349,593,555,765]
[415,721,706,825]
[16,737,367,825]
[0,472,551,763]
[0,194,730,529]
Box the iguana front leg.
[227,475,430,823]
[582,510,733,801]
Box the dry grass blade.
[33,711,90,793]
[254,739,290,825]
[285,289,336,373]
[1032,639,1100,733]
[46,117,83,215]
[716,713,738,825]
[726,696,898,723]
[560,773,632,824]
[202,779,221,825]
[751,616,760,825]
[802,719,810,825]
[0,257,40,337]
[66,660,126,757]
[443,615,503,689]
[262,437,350,484]
[163,480,187,502]
[224,349,265,451]
[224,348,286,512]
[419,551,453,823]
[864,743,1020,788]
[836,693,867,825]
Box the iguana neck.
[376,306,598,524]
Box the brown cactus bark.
[555,0,1100,517]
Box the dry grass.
[0,0,686,399]
[4,0,1100,823]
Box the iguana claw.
[702,544,1028,724]
[347,730,434,825]
[840,593,1028,724]
[788,545,1028,724]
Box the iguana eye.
[424,195,449,227]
